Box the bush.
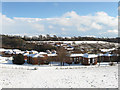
[74,61,80,64]
[34,67,37,70]
[12,54,25,65]
[44,61,49,65]
[109,62,115,66]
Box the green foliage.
[12,54,25,65]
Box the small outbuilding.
[81,53,98,65]
[101,52,114,62]
[70,54,84,64]
[27,52,48,65]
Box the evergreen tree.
[12,54,25,65]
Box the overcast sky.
[1,2,118,37]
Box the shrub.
[12,54,25,65]
[34,67,37,70]
[109,62,115,66]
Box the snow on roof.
[82,53,98,58]
[70,54,84,57]
[97,53,104,56]
[26,53,45,58]
[27,53,35,57]
[13,51,25,54]
[100,48,116,52]
[39,52,47,55]
[0,48,7,52]
[103,52,113,56]
[29,50,38,53]
[23,53,29,56]
[66,47,74,50]
[12,49,21,52]
[5,51,13,54]
[31,53,45,58]
[48,54,57,57]
[23,52,47,57]
[56,45,60,46]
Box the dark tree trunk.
[63,62,64,66]
[60,62,62,66]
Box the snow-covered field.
[28,41,111,44]
[0,63,118,88]
[28,41,118,45]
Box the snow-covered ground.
[28,41,118,46]
[0,62,118,88]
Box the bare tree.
[56,47,69,66]
[98,54,102,66]
[47,56,57,66]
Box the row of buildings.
[0,47,118,65]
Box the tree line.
[22,34,120,43]
[1,34,120,51]
[2,35,56,51]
